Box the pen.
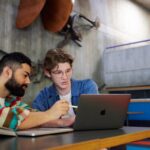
[70,105,78,109]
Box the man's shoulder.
[71,79,97,89]
[38,84,57,96]
[72,78,95,85]
[71,78,98,94]
[6,96,21,102]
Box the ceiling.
[133,0,150,10]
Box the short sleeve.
[0,97,32,130]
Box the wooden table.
[0,126,150,150]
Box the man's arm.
[18,100,69,130]
[18,111,52,129]
[0,99,69,130]
[40,116,75,128]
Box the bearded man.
[0,52,69,130]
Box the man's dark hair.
[0,52,31,74]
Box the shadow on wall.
[0,49,7,59]
[92,58,105,92]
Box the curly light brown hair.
[44,48,74,73]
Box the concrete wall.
[0,0,150,104]
[103,43,150,88]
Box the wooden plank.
[104,86,150,91]
[47,129,150,150]
[131,99,150,102]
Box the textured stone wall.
[0,0,150,104]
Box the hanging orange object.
[41,0,73,32]
[16,0,73,32]
[16,0,46,28]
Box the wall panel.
[0,0,150,104]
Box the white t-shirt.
[59,91,75,118]
[0,97,5,107]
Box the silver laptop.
[16,94,130,136]
[73,94,131,130]
[16,127,73,137]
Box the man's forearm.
[18,99,70,130]
[18,111,51,130]
[41,117,75,128]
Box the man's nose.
[26,77,31,84]
[61,72,68,79]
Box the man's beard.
[5,77,27,97]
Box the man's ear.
[44,70,51,78]
[3,66,13,79]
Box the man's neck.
[0,85,9,98]
[56,86,71,96]
[58,90,70,96]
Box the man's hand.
[41,116,75,128]
[46,100,69,120]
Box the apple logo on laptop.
[100,109,106,115]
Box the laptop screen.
[73,94,131,130]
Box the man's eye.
[66,69,71,73]
[56,71,62,74]
[24,74,28,78]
